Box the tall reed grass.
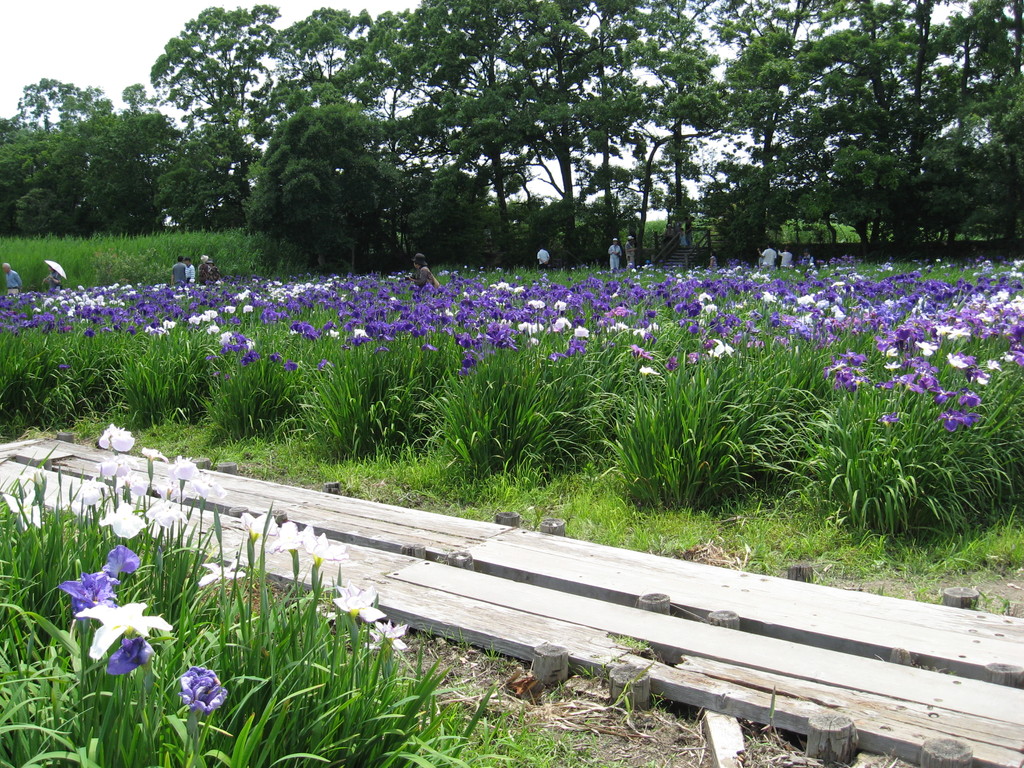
[0,230,306,288]
[430,351,611,479]
[303,337,459,459]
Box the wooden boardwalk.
[3,437,1023,768]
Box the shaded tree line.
[0,0,1020,268]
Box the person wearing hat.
[608,237,623,271]
[2,263,22,295]
[408,253,441,288]
[198,254,223,284]
[624,235,637,269]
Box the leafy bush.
[118,336,216,429]
[808,379,1024,533]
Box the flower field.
[3,259,1024,535]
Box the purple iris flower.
[104,546,140,579]
[107,637,154,675]
[878,412,901,424]
[59,571,119,616]
[957,391,981,407]
[179,666,228,714]
[937,410,981,432]
[283,359,298,371]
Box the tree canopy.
[1,0,1020,266]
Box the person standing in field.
[625,235,637,269]
[608,238,622,270]
[184,257,196,284]
[779,246,794,268]
[198,254,221,284]
[3,263,22,295]
[409,254,441,288]
[537,245,551,269]
[759,244,778,269]
[172,256,187,286]
[42,268,62,291]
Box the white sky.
[0,1,418,119]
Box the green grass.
[0,230,307,287]
[53,419,1024,596]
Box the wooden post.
[400,544,426,559]
[216,461,238,475]
[637,593,671,614]
[920,738,973,768]
[532,643,569,686]
[942,587,979,609]
[708,610,741,629]
[194,458,212,470]
[805,713,858,764]
[539,517,566,536]
[608,663,651,710]
[55,432,75,443]
[985,662,1024,688]
[322,481,341,495]
[494,511,521,527]
[448,551,474,569]
[227,506,249,517]
[787,563,815,582]
[889,648,915,666]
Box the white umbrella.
[43,260,66,279]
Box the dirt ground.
[417,632,919,768]
[409,544,1022,768]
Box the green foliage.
[809,373,1024,534]
[118,336,215,429]
[247,103,397,270]
[0,231,305,287]
[0,475,490,768]
[208,355,304,441]
[430,351,609,480]
[304,338,457,460]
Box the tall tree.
[272,7,374,113]
[152,6,280,228]
[246,103,397,270]
[410,0,533,249]
[17,79,113,131]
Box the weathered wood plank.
[469,532,1024,672]
[703,712,745,768]
[389,560,1024,727]
[20,444,510,555]
[353,574,1024,768]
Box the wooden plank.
[25,444,509,555]
[352,575,1024,768]
[389,560,1024,728]
[703,712,745,768]
[8,441,1024,767]
[470,531,1024,673]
